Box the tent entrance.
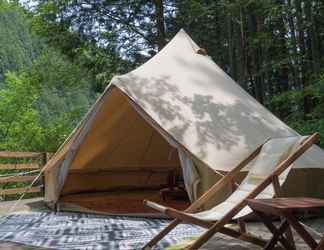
[59,167,191,214]
[57,88,191,214]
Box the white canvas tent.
[43,29,324,214]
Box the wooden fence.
[0,151,52,199]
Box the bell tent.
[43,29,324,214]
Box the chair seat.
[192,202,252,221]
[145,199,252,221]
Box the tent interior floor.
[60,190,190,214]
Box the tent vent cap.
[196,48,208,56]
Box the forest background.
[1,0,323,155]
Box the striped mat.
[0,212,203,249]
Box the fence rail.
[0,151,52,199]
[0,163,40,170]
[0,175,39,183]
[0,186,43,195]
[0,151,44,158]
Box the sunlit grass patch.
[165,236,199,250]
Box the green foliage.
[0,2,94,153]
[33,0,175,59]
[270,75,324,147]
[31,0,85,59]
[29,48,93,151]
[0,0,41,83]
[75,44,132,92]
[31,2,132,93]
[0,48,93,152]
[0,72,42,151]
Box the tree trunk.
[249,9,264,104]
[278,14,289,92]
[295,0,310,116]
[227,13,237,79]
[154,0,167,51]
[305,0,320,76]
[237,4,247,89]
[286,0,300,89]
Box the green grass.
[165,236,199,250]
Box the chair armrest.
[144,200,167,213]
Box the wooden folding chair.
[142,133,319,250]
[316,237,324,250]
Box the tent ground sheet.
[0,212,202,250]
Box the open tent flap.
[178,149,200,201]
[126,90,202,202]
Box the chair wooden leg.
[142,219,181,250]
[283,212,318,250]
[282,217,296,250]
[252,210,295,250]
[264,220,294,250]
[238,218,246,234]
[315,237,324,250]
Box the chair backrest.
[230,136,305,218]
[246,136,305,186]
[193,135,311,221]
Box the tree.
[0,72,43,151]
[0,48,95,152]
[0,0,41,84]
[34,0,173,60]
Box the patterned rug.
[0,212,203,250]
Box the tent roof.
[110,29,324,171]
